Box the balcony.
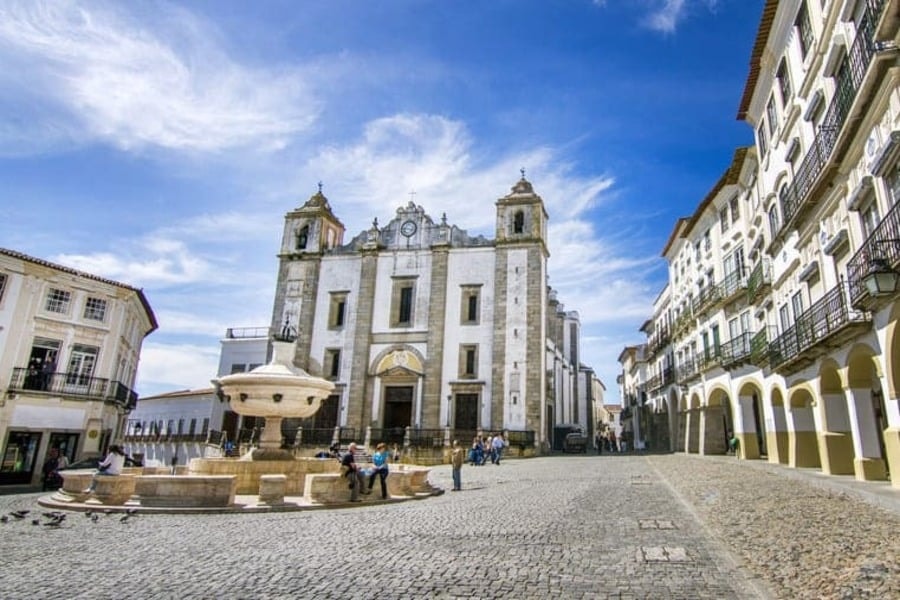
[8,368,138,408]
[847,198,900,309]
[646,373,662,392]
[768,283,870,374]
[718,269,747,306]
[676,356,700,384]
[672,310,694,339]
[719,332,753,368]
[777,1,885,237]
[749,329,770,367]
[691,284,723,317]
[746,260,772,304]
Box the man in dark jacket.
[340,443,369,502]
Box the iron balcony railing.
[749,329,770,367]
[768,283,870,370]
[718,269,746,303]
[8,368,138,408]
[646,373,662,391]
[847,197,900,307]
[746,260,772,304]
[661,365,675,386]
[778,1,882,234]
[719,332,753,367]
[691,284,723,316]
[676,356,699,383]
[225,326,270,339]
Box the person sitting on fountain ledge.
[340,443,369,502]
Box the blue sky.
[0,0,763,399]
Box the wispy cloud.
[0,0,318,155]
[592,0,719,34]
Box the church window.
[513,211,524,234]
[329,292,348,329]
[460,285,482,325]
[296,225,309,250]
[459,344,478,378]
[325,348,341,380]
[391,277,417,327]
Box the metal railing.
[8,368,138,407]
[749,329,769,366]
[746,260,772,304]
[718,269,746,302]
[847,198,900,306]
[719,332,752,367]
[369,428,408,446]
[691,284,723,315]
[676,356,699,383]
[778,1,882,233]
[408,428,445,447]
[224,326,270,339]
[768,283,869,369]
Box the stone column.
[846,387,887,481]
[423,247,448,429]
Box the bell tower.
[279,183,345,256]
[495,169,549,256]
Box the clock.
[400,220,417,237]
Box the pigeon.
[10,510,29,519]
[119,514,131,523]
[84,511,94,519]
[31,519,40,526]
[126,508,138,515]
[90,514,99,523]
[0,515,8,523]
[43,520,62,528]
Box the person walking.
[491,432,506,465]
[450,440,464,491]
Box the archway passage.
[817,362,854,476]
[702,389,730,455]
[769,388,789,465]
[846,347,889,481]
[737,382,766,459]
[788,388,821,469]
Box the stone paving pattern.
[0,454,897,599]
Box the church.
[269,174,596,451]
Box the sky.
[0,0,764,400]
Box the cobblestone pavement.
[0,454,897,599]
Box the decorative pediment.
[373,348,424,376]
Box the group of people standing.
[468,432,507,466]
[594,428,629,454]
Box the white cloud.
[136,342,220,396]
[0,0,319,155]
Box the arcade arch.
[787,387,820,469]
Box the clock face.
[400,220,417,237]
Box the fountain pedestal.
[213,341,335,461]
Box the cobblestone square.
[1,454,898,599]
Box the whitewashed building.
[270,176,591,451]
[629,0,900,487]
[0,248,156,487]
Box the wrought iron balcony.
[717,269,746,305]
[661,365,675,387]
[767,283,870,373]
[719,332,753,368]
[675,356,699,383]
[746,260,772,304]
[749,329,770,367]
[8,368,138,408]
[646,373,662,392]
[847,197,900,308]
[778,1,883,236]
[691,284,723,316]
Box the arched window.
[296,225,309,250]
[769,191,784,237]
[513,211,524,234]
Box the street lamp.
[862,256,900,297]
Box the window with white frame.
[888,163,900,207]
[791,290,805,322]
[796,1,814,60]
[757,122,769,157]
[769,197,782,237]
[45,288,71,314]
[779,304,791,333]
[83,297,107,322]
[777,59,792,105]
[390,277,416,327]
[766,96,778,136]
[859,194,881,239]
[730,195,740,223]
[720,206,730,233]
